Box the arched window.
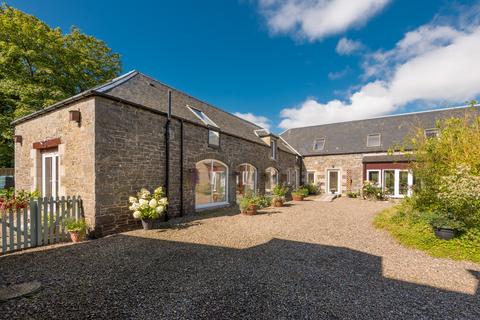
[236,163,257,198]
[195,160,228,209]
[265,167,279,194]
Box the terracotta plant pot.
[69,232,83,243]
[292,194,304,201]
[244,204,258,216]
[273,200,284,207]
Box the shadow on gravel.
[0,236,479,319]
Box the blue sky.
[8,0,480,131]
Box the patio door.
[383,169,413,198]
[42,150,59,198]
[327,169,340,194]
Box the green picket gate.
[0,196,82,255]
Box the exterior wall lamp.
[14,135,23,144]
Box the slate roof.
[13,71,297,154]
[281,106,480,157]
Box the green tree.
[0,4,121,167]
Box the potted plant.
[430,214,463,240]
[239,196,258,215]
[292,186,309,201]
[129,186,169,230]
[65,218,88,243]
[272,195,285,207]
[272,184,288,207]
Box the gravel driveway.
[1,197,479,319]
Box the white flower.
[158,197,168,206]
[139,188,150,199]
[154,187,164,195]
[139,199,149,206]
[129,196,137,204]
[156,205,165,214]
[149,199,157,208]
[133,211,141,219]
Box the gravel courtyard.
[1,197,479,319]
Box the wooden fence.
[0,168,14,176]
[0,196,83,255]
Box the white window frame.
[208,129,220,147]
[271,139,277,160]
[424,128,439,138]
[195,159,229,210]
[367,133,381,147]
[366,170,381,187]
[41,150,59,198]
[327,169,341,194]
[306,171,316,185]
[265,167,279,194]
[382,169,413,198]
[313,138,325,151]
[187,106,219,127]
[237,163,257,195]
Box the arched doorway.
[195,159,228,209]
[265,167,279,194]
[236,163,257,199]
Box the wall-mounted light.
[69,110,81,124]
[14,135,22,144]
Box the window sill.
[195,201,230,211]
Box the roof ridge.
[94,70,139,93]
[284,104,479,131]
[135,71,265,130]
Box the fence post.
[30,199,38,247]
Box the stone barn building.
[13,71,300,236]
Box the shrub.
[304,183,319,195]
[362,181,385,200]
[272,183,289,197]
[347,191,359,198]
[128,187,169,220]
[405,104,480,230]
[65,218,88,233]
[253,194,272,209]
[0,188,39,211]
[294,186,309,197]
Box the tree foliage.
[0,4,121,167]
[408,102,480,228]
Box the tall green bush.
[408,103,480,228]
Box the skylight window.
[367,134,381,147]
[187,106,218,127]
[254,129,270,137]
[425,128,439,138]
[313,138,325,151]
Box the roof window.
[367,134,381,147]
[187,106,218,127]
[313,138,325,151]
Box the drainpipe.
[180,119,184,215]
[298,156,303,186]
[165,90,171,210]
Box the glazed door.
[41,151,59,198]
[327,170,340,194]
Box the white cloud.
[234,112,272,129]
[257,0,390,41]
[279,17,480,129]
[336,37,364,55]
[328,66,350,80]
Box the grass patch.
[374,206,480,263]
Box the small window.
[425,128,439,138]
[367,134,381,147]
[208,129,220,147]
[306,171,315,184]
[367,170,381,187]
[187,106,218,127]
[271,139,277,160]
[313,138,325,151]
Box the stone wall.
[14,98,96,225]
[302,154,364,194]
[94,97,298,235]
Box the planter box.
[243,204,258,216]
[434,228,456,240]
[292,194,304,201]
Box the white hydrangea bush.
[129,187,169,220]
